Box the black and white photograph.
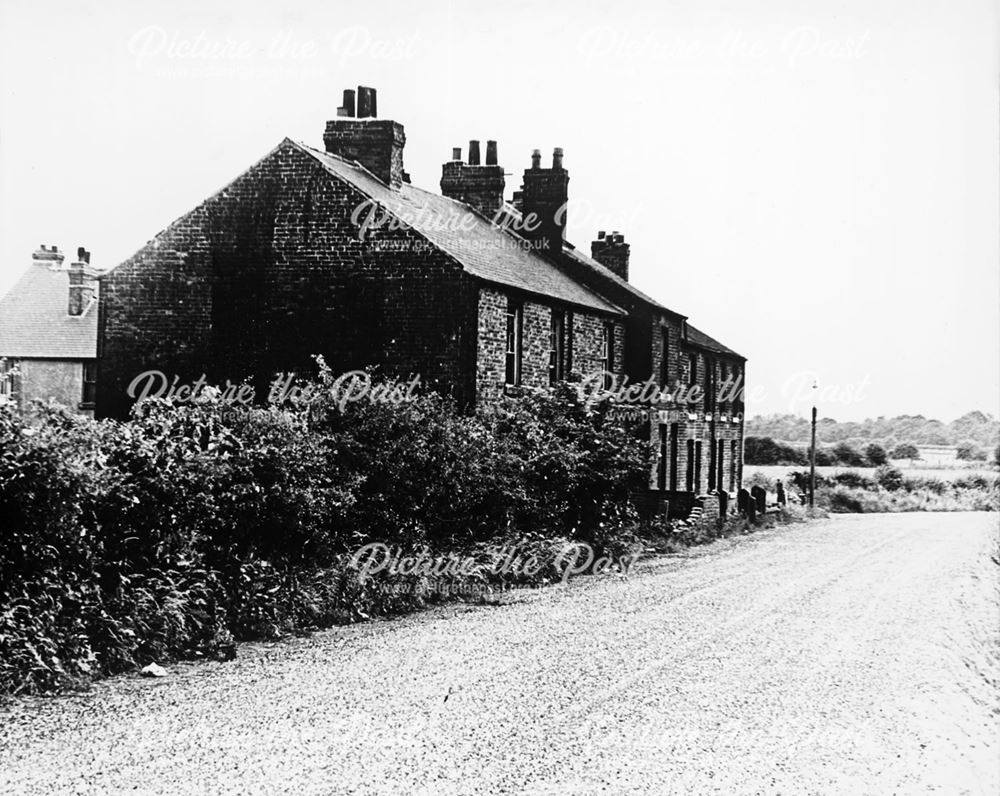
[0,1,998,793]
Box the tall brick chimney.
[440,139,506,220]
[591,230,631,281]
[519,147,569,255]
[68,247,95,316]
[324,86,406,188]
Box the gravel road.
[2,512,998,795]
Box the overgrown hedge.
[0,368,649,694]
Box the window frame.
[81,359,97,407]
[504,301,523,386]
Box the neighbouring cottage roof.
[560,242,676,315]
[0,264,99,359]
[294,142,624,316]
[503,204,745,361]
[685,323,745,360]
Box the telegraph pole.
[809,382,817,508]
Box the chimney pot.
[468,140,481,166]
[485,140,498,166]
[531,149,541,169]
[452,147,462,161]
[357,86,376,118]
[597,230,606,239]
[342,88,356,117]
[552,147,564,169]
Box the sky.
[1,0,997,422]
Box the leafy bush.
[832,470,875,489]
[874,465,905,492]
[864,444,888,466]
[0,372,649,694]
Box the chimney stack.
[591,229,631,281]
[32,244,65,267]
[68,247,96,316]
[440,139,505,220]
[324,85,406,188]
[519,147,569,256]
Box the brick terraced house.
[96,86,745,512]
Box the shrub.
[874,465,905,492]
[832,443,866,467]
[864,444,888,466]
[832,470,875,489]
[0,371,651,694]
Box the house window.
[660,327,670,387]
[686,438,695,492]
[730,440,738,491]
[565,313,574,375]
[694,440,703,494]
[549,310,565,384]
[81,360,97,406]
[688,352,698,386]
[0,358,17,401]
[717,439,725,492]
[669,423,679,491]
[657,424,667,490]
[601,322,615,388]
[505,301,522,385]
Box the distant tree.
[815,448,835,466]
[864,443,888,466]
[832,442,865,467]
[995,444,1000,467]
[874,465,905,492]
[956,443,987,462]
[744,436,806,465]
[891,443,919,461]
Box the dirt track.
[2,513,998,794]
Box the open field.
[746,462,999,484]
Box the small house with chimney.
[96,86,746,511]
[0,246,99,415]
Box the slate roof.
[503,204,745,361]
[0,264,99,359]
[685,323,745,360]
[294,142,623,316]
[559,242,677,315]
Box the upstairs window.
[505,301,522,385]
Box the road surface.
[2,512,998,794]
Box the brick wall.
[474,286,624,401]
[98,140,478,417]
[17,359,88,416]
